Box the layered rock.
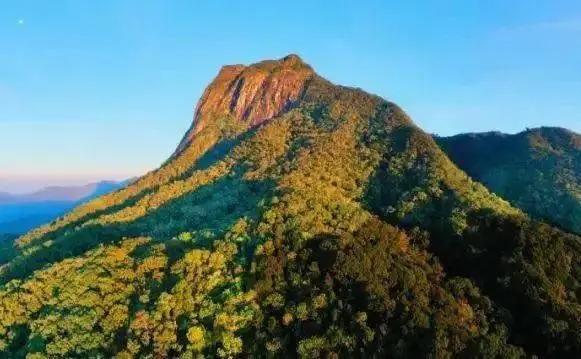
[175,54,314,154]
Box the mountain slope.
[1,55,580,358]
[436,127,581,234]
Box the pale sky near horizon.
[1,0,580,192]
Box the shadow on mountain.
[364,148,581,357]
[0,169,276,284]
[190,131,251,171]
[13,133,254,252]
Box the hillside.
[0,180,130,235]
[436,127,581,234]
[1,55,581,358]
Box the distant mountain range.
[0,179,132,235]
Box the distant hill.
[0,180,132,205]
[0,180,130,235]
[436,127,581,234]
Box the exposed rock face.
[175,54,314,154]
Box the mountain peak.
[252,53,310,70]
[281,53,304,65]
[174,55,314,154]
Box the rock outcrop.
[175,54,314,154]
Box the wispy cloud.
[530,18,581,32]
[496,16,581,37]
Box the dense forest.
[1,55,580,358]
[436,128,581,234]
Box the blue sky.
[1,0,580,192]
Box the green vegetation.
[0,234,17,267]
[437,127,581,234]
[1,57,580,358]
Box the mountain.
[0,234,17,271]
[0,180,133,205]
[0,180,130,235]
[436,127,581,234]
[1,55,580,358]
[0,202,73,235]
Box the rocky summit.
[175,54,314,154]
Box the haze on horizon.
[1,0,580,192]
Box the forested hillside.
[436,128,581,234]
[1,55,580,358]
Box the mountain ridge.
[436,126,581,233]
[0,179,131,235]
[0,180,130,204]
